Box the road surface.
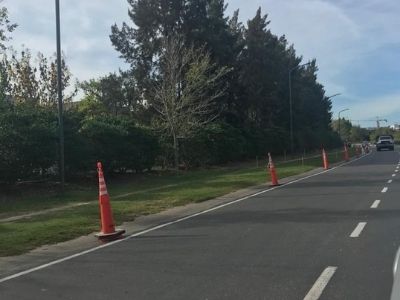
[1,150,400,299]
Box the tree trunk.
[173,133,179,172]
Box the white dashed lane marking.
[303,267,338,300]
[350,222,367,238]
[371,200,381,209]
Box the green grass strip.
[0,149,356,256]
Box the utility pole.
[55,0,65,189]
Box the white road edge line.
[350,222,367,238]
[303,266,338,300]
[382,187,388,193]
[0,153,372,284]
[388,179,393,184]
[371,200,381,209]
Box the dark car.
[376,135,395,151]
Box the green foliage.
[180,122,246,167]
[0,105,159,183]
[80,115,159,173]
[370,127,396,143]
[0,104,57,182]
[332,118,352,141]
[0,1,343,184]
[79,72,139,117]
[393,131,400,144]
[6,49,74,107]
[0,3,17,50]
[350,126,370,142]
[111,1,339,163]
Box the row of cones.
[267,143,356,186]
[94,143,361,241]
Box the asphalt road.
[1,150,400,299]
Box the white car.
[376,135,395,151]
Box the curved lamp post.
[338,108,350,140]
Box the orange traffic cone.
[344,143,350,161]
[268,153,280,186]
[322,148,329,170]
[95,162,125,240]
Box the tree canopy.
[0,0,345,183]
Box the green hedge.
[0,104,57,183]
[0,105,159,183]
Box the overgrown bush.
[180,122,246,167]
[80,115,159,173]
[0,104,57,183]
[0,105,160,183]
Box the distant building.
[390,124,400,131]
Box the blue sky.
[4,0,400,127]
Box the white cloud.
[345,93,400,125]
[2,0,400,124]
[4,0,129,84]
[226,0,400,122]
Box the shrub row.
[0,104,342,183]
[0,105,159,183]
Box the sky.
[4,0,400,127]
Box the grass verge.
[0,149,356,256]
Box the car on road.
[376,135,395,151]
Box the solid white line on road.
[388,179,393,183]
[350,222,367,238]
[371,200,381,209]
[303,267,337,300]
[0,152,372,284]
[382,187,388,193]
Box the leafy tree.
[37,52,75,107]
[7,49,39,105]
[79,71,139,117]
[332,118,352,141]
[239,8,277,127]
[110,1,239,96]
[0,55,10,107]
[151,35,230,168]
[350,126,370,142]
[6,49,74,107]
[0,1,17,51]
[370,127,395,143]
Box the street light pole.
[55,0,65,189]
[338,108,349,141]
[289,62,312,154]
[325,93,341,101]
